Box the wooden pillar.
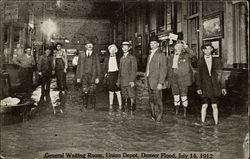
[0,1,4,69]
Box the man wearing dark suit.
[76,41,101,111]
[167,40,195,117]
[145,36,167,122]
[37,47,54,103]
[196,44,227,125]
[117,41,137,112]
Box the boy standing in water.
[196,43,227,125]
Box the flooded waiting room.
[0,0,249,159]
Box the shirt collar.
[204,55,212,59]
[150,48,158,54]
[174,51,181,56]
[87,50,92,53]
[123,52,129,57]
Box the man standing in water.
[145,36,167,122]
[196,43,227,125]
[117,41,137,113]
[14,46,36,98]
[76,41,101,111]
[37,47,54,103]
[167,40,195,117]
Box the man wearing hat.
[53,43,68,93]
[117,41,137,112]
[76,41,101,111]
[167,39,196,117]
[145,36,167,122]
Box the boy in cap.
[167,39,196,117]
[196,43,227,125]
[117,41,137,112]
[145,36,167,121]
[53,43,68,93]
[103,44,122,111]
[76,41,101,111]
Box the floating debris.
[0,97,20,106]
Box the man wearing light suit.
[145,36,167,122]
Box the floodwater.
[0,73,248,159]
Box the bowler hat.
[85,40,95,45]
[149,36,159,42]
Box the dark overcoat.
[76,51,101,84]
[146,49,167,90]
[118,53,137,87]
[196,57,225,98]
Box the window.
[187,17,199,56]
[157,2,164,32]
[189,1,198,15]
[187,1,199,57]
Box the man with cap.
[53,43,68,93]
[76,41,101,111]
[117,41,137,113]
[167,39,196,117]
[145,36,167,122]
[103,44,122,112]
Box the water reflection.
[0,74,248,159]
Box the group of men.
[73,35,226,125]
[13,34,226,125]
[13,43,68,103]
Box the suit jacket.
[37,55,53,75]
[118,53,137,87]
[76,50,101,83]
[167,47,195,87]
[146,49,167,90]
[196,57,224,97]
